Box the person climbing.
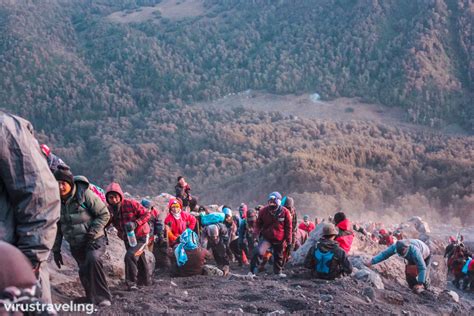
[334,211,354,254]
[378,229,395,246]
[222,206,245,265]
[250,192,292,278]
[283,197,298,263]
[52,168,111,306]
[304,223,353,279]
[171,228,210,277]
[164,198,197,247]
[0,111,61,304]
[175,176,197,212]
[204,223,230,276]
[444,235,462,259]
[239,208,258,262]
[299,215,316,233]
[40,144,69,173]
[366,239,432,293]
[106,182,152,291]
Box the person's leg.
[229,239,243,265]
[83,237,111,303]
[249,240,271,274]
[272,242,285,275]
[423,256,432,289]
[70,246,90,300]
[124,239,147,287]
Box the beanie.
[54,166,74,187]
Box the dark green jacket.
[53,176,110,251]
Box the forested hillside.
[0,0,472,222]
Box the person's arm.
[254,209,264,239]
[52,222,63,253]
[84,190,110,237]
[132,200,151,226]
[0,115,60,267]
[284,210,292,245]
[371,244,397,265]
[412,248,427,284]
[186,212,197,230]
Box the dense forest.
[0,0,472,222]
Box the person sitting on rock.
[304,223,352,280]
[378,229,395,246]
[299,215,315,233]
[53,168,111,306]
[175,176,197,212]
[203,224,230,276]
[366,239,431,293]
[250,192,292,278]
[106,182,151,291]
[165,198,197,247]
[334,211,354,254]
[171,228,210,277]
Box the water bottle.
[127,228,137,247]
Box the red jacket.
[106,183,150,240]
[164,199,197,246]
[255,205,292,244]
[379,234,395,246]
[298,222,315,233]
[335,219,354,254]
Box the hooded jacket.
[53,176,110,251]
[304,238,353,279]
[105,183,150,240]
[0,112,60,267]
[335,219,354,254]
[299,221,316,233]
[254,205,292,244]
[372,239,431,284]
[164,199,197,245]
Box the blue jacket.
[372,239,430,284]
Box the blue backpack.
[314,248,335,275]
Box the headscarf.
[174,228,199,267]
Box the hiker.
[378,229,395,246]
[40,143,69,173]
[141,199,160,248]
[444,236,463,259]
[106,182,152,290]
[0,242,46,313]
[0,111,61,304]
[164,198,197,247]
[52,169,111,306]
[204,224,230,275]
[239,203,248,220]
[366,239,432,293]
[171,228,210,277]
[284,197,298,262]
[238,208,258,261]
[250,192,292,277]
[334,212,354,253]
[175,176,197,212]
[299,215,315,233]
[304,223,352,279]
[223,206,245,265]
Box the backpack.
[314,245,339,279]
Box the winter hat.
[207,224,219,237]
[284,197,294,209]
[141,199,152,209]
[222,207,232,217]
[54,166,74,187]
[303,215,309,221]
[395,240,410,257]
[322,223,338,237]
[268,192,282,206]
[334,212,346,225]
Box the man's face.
[107,192,121,206]
[225,215,232,223]
[208,235,219,245]
[58,180,72,197]
[178,178,185,186]
[268,199,278,207]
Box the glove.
[53,252,64,269]
[125,221,138,232]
